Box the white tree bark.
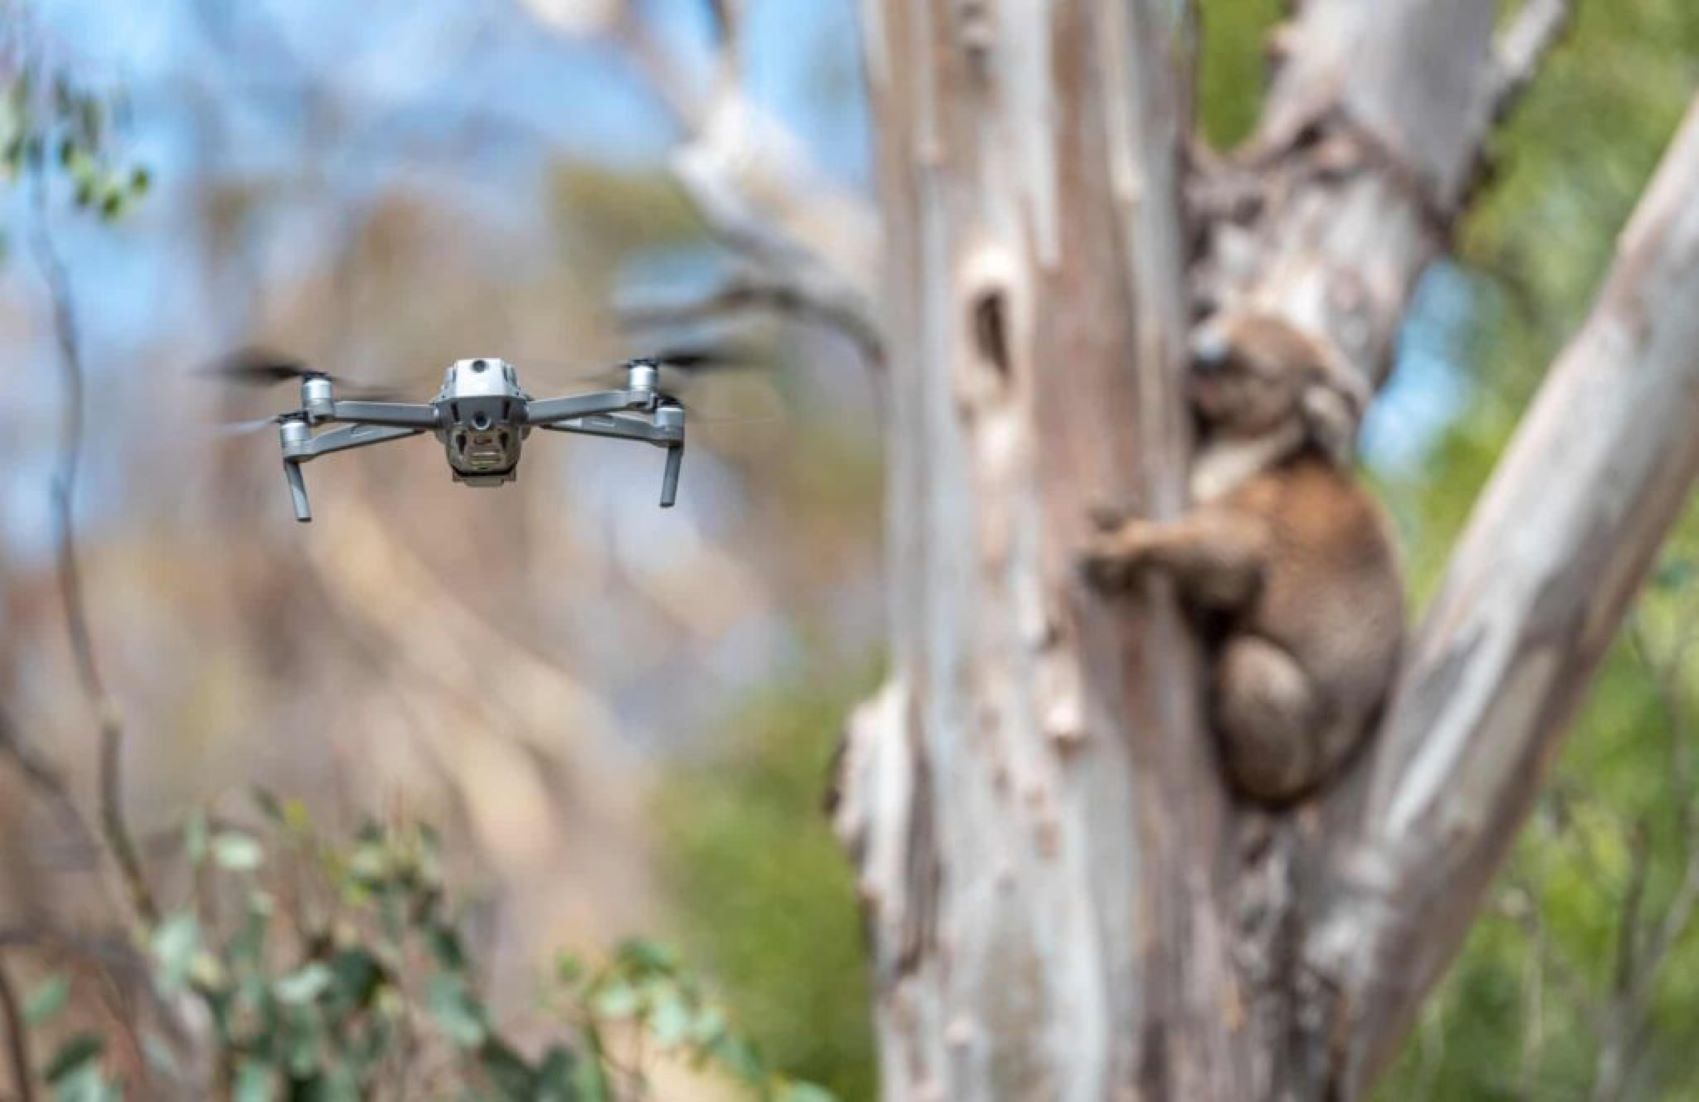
[1312,97,1699,1095]
[830,1,1699,1099]
[834,0,1244,1096]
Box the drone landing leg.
[661,444,683,508]
[284,460,312,522]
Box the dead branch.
[593,2,883,371]
[28,180,158,931]
[0,959,31,1102]
[620,270,885,366]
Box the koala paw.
[1079,521,1156,592]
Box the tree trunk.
[833,0,1251,1096]
[832,0,1699,1098]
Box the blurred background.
[2,0,1699,1098]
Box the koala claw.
[1080,527,1151,592]
[1088,503,1134,533]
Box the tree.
[813,1,1699,1097]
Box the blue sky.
[0,0,1460,557]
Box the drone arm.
[536,406,686,508]
[285,422,424,460]
[524,389,654,427]
[323,400,440,428]
[533,410,678,445]
[278,422,424,524]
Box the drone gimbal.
[275,358,684,522]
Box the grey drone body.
[276,358,683,521]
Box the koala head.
[1187,313,1370,465]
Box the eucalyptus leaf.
[44,1033,103,1083]
[24,974,69,1026]
[151,911,201,991]
[213,830,266,871]
[274,962,334,1006]
[232,1059,277,1102]
[426,973,488,1048]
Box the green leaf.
[326,948,383,1013]
[590,981,639,1019]
[648,992,693,1048]
[776,1082,839,1102]
[184,809,209,866]
[477,1038,537,1100]
[274,962,334,1006]
[617,938,678,976]
[535,1044,579,1101]
[151,911,201,991]
[426,923,466,972]
[426,973,488,1048]
[24,974,70,1026]
[232,1059,276,1102]
[250,787,286,823]
[213,830,266,871]
[1654,557,1697,592]
[44,1033,103,1083]
[572,1055,613,1102]
[708,1033,766,1084]
[48,1060,119,1102]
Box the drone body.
[274,357,684,521]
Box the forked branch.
[1312,94,1699,1091]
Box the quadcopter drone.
[258,357,685,522]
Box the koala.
[1083,313,1405,804]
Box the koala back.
[1222,454,1405,781]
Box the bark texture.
[833,0,1240,1096]
[832,0,1699,1099]
[1313,99,1699,1094]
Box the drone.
[241,356,688,522]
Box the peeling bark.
[833,0,1246,1095]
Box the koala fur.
[1083,314,1405,804]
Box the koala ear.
[1301,380,1363,465]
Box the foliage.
[0,48,148,223]
[1195,0,1285,149]
[656,673,879,1102]
[19,796,833,1101]
[1368,2,1699,1098]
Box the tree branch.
[592,2,883,371]
[619,270,885,366]
[1196,0,1568,389]
[0,705,94,853]
[1489,0,1574,125]
[29,182,158,931]
[0,959,32,1102]
[1310,94,1699,1091]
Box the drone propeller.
[212,414,289,437]
[524,343,754,387]
[201,347,410,400]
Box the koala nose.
[1191,323,1231,376]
